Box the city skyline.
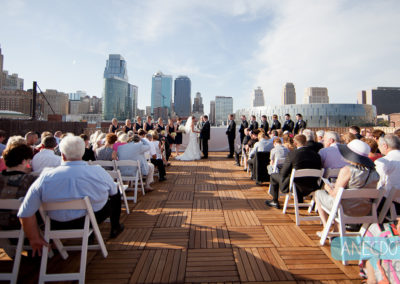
[1,1,400,114]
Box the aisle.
[1,152,362,283]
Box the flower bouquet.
[171,132,177,138]
[178,125,186,133]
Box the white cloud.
[252,0,400,105]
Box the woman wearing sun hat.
[315,139,380,233]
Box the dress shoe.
[109,224,124,238]
[201,156,208,159]
[226,155,234,158]
[159,177,167,182]
[234,163,240,166]
[265,199,281,209]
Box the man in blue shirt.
[18,135,124,256]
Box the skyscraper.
[0,46,3,89]
[0,46,24,91]
[282,83,296,105]
[192,92,204,114]
[215,96,233,126]
[151,71,173,118]
[252,87,265,107]
[102,54,134,121]
[174,76,191,117]
[358,87,400,115]
[131,85,138,118]
[210,100,216,126]
[303,87,329,104]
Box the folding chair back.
[323,168,341,180]
[0,199,24,284]
[378,188,400,223]
[39,196,107,284]
[105,169,130,214]
[114,160,145,203]
[283,168,324,225]
[89,160,115,170]
[319,187,383,265]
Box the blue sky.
[1,0,399,113]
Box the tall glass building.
[215,96,233,126]
[102,54,136,121]
[174,76,191,117]
[151,71,173,115]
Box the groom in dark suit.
[200,115,210,159]
[226,114,236,158]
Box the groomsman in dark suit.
[266,134,322,209]
[294,113,307,135]
[238,115,249,144]
[281,114,294,133]
[260,115,269,133]
[270,114,281,132]
[200,115,210,159]
[249,115,258,131]
[226,114,236,158]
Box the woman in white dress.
[175,116,201,161]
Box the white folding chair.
[307,168,341,213]
[89,161,130,214]
[39,196,108,284]
[319,187,384,265]
[282,168,324,225]
[114,160,145,203]
[0,199,24,284]
[268,158,286,194]
[378,188,400,223]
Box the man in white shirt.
[31,136,61,173]
[318,131,348,170]
[376,134,400,210]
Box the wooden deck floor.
[1,152,363,283]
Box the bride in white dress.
[175,116,201,161]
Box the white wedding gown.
[176,118,201,161]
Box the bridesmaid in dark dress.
[108,118,119,133]
[123,119,134,133]
[134,116,143,133]
[175,117,183,155]
[166,118,176,150]
[156,118,165,133]
[144,116,154,132]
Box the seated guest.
[235,128,251,166]
[17,135,124,256]
[31,136,61,173]
[372,129,385,142]
[0,144,36,230]
[315,139,379,232]
[0,130,6,156]
[150,132,167,181]
[113,134,129,152]
[96,133,118,161]
[34,131,53,156]
[375,134,400,215]
[54,131,62,144]
[25,131,38,149]
[268,138,289,174]
[80,134,96,161]
[266,134,322,209]
[316,130,325,143]
[362,138,382,162]
[318,131,348,170]
[248,132,271,178]
[247,129,260,150]
[341,132,357,144]
[349,125,362,139]
[117,134,154,191]
[303,129,323,153]
[282,133,295,151]
[394,128,400,138]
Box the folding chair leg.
[282,194,290,214]
[293,193,300,226]
[338,217,348,265]
[319,212,336,246]
[139,172,145,196]
[133,172,139,203]
[120,184,130,214]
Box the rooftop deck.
[1,152,362,283]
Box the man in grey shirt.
[318,131,348,169]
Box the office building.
[215,96,233,126]
[192,92,204,114]
[0,89,43,117]
[303,87,329,104]
[236,103,376,128]
[146,106,151,116]
[42,89,69,118]
[0,46,24,90]
[358,87,400,115]
[282,82,296,105]
[130,85,138,118]
[210,100,216,126]
[174,76,191,117]
[151,71,172,117]
[252,87,265,107]
[102,54,134,120]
